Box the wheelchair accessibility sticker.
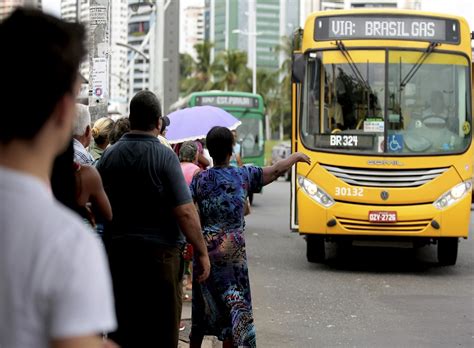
[388,134,403,153]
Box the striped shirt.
[73,138,94,165]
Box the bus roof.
[170,91,265,113]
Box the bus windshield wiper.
[400,42,439,90]
[335,40,370,90]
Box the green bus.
[169,91,266,167]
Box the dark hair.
[51,140,79,212]
[206,126,233,165]
[0,9,86,144]
[109,117,131,145]
[129,91,162,131]
[160,115,170,134]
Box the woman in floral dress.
[189,127,310,347]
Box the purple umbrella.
[165,105,241,144]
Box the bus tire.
[437,237,458,266]
[306,235,325,263]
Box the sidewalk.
[178,288,218,348]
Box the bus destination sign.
[195,95,259,108]
[314,15,459,44]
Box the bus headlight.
[298,176,335,208]
[433,180,472,210]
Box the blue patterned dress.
[190,166,263,347]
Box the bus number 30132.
[335,187,364,197]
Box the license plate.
[368,211,397,223]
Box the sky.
[42,0,60,17]
[421,0,474,29]
[42,0,474,29]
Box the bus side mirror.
[292,53,305,83]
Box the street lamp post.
[232,0,260,94]
[117,37,151,104]
[232,29,262,94]
[128,0,170,113]
[116,42,150,62]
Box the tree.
[274,36,293,139]
[181,41,217,94]
[213,50,252,92]
[256,68,279,139]
[179,53,195,94]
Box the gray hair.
[73,103,91,136]
[179,141,198,163]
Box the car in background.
[271,141,292,181]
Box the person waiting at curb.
[73,104,95,165]
[0,9,117,348]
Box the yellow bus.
[291,10,473,265]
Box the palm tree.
[213,50,252,92]
[273,36,293,139]
[256,69,279,139]
[179,53,195,94]
[182,41,217,94]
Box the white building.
[109,0,128,115]
[0,0,41,21]
[181,1,206,59]
[60,0,78,22]
[61,0,128,115]
[317,0,421,11]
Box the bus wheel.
[306,235,325,263]
[437,238,458,266]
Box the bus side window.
[306,59,320,135]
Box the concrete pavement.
[178,288,218,348]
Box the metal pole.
[88,0,110,121]
[279,0,286,140]
[117,42,150,61]
[210,0,215,63]
[249,0,257,94]
[225,0,229,51]
[152,0,165,114]
[129,59,135,106]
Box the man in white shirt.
[0,9,116,348]
[73,104,95,165]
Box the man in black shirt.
[97,91,210,347]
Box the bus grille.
[337,217,431,233]
[321,164,448,188]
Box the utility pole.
[150,0,179,114]
[278,0,286,141]
[248,0,257,95]
[88,0,110,122]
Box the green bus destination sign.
[315,15,460,43]
[195,95,260,108]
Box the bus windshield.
[301,49,471,155]
[236,113,264,158]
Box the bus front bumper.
[297,193,471,238]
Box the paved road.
[246,180,474,348]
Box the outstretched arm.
[262,152,311,186]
